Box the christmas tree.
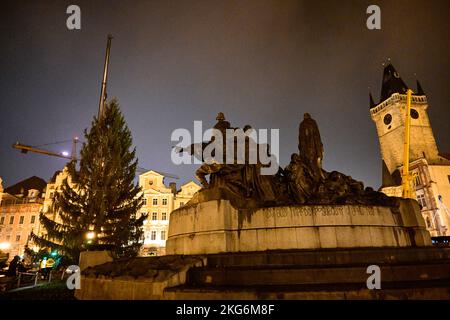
[32,99,146,263]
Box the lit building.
[0,176,46,258]
[370,63,450,237]
[40,168,72,226]
[138,170,200,256]
[39,168,200,256]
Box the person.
[17,259,27,273]
[6,255,20,277]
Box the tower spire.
[380,63,408,102]
[369,92,376,109]
[416,79,425,95]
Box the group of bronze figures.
[178,112,395,208]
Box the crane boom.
[12,142,72,160]
[98,35,113,120]
[12,137,79,161]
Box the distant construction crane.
[12,34,179,180]
[12,137,79,161]
[12,138,178,178]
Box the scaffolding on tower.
[401,89,414,199]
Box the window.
[9,216,14,225]
[448,175,450,184]
[142,198,147,206]
[19,216,24,224]
[16,235,21,242]
[162,198,168,206]
[30,215,36,224]
[417,193,427,208]
[161,231,166,240]
[179,202,185,207]
[50,192,55,199]
[152,212,158,220]
[413,172,422,187]
[0,217,4,225]
[151,231,157,240]
[153,198,158,206]
[426,216,432,229]
[161,212,167,220]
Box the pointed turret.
[380,64,409,102]
[416,80,425,95]
[369,92,376,109]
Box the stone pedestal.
[166,199,431,255]
[79,251,114,271]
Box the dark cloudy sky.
[1,0,449,189]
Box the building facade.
[370,64,450,237]
[37,168,200,256]
[138,170,200,256]
[0,176,46,259]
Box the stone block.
[318,227,338,248]
[79,250,114,271]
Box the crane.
[12,137,79,161]
[12,137,178,179]
[12,35,179,180]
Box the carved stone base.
[166,199,431,255]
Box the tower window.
[417,193,427,209]
[383,114,392,125]
[447,175,450,184]
[410,109,419,119]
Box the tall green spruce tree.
[32,99,146,262]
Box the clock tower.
[370,64,444,185]
[369,64,450,236]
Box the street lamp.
[85,231,96,244]
[0,242,10,250]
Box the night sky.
[1,0,449,190]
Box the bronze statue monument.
[178,112,395,209]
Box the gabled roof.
[140,170,165,178]
[180,180,200,188]
[4,176,47,196]
[49,170,63,183]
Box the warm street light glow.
[0,242,11,250]
[61,151,70,157]
[86,231,96,240]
